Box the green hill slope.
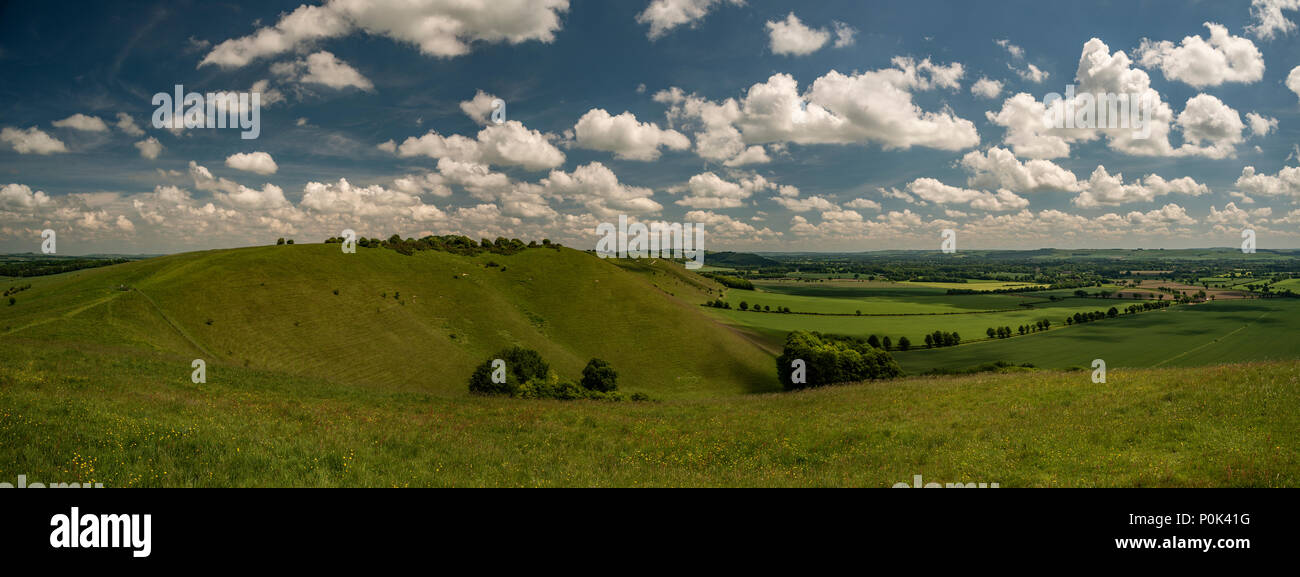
[0,244,778,398]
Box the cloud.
[541,162,661,217]
[673,171,756,208]
[905,178,1029,211]
[189,161,292,210]
[52,114,109,132]
[1,126,68,155]
[272,50,374,91]
[766,12,830,56]
[844,198,882,211]
[971,77,1003,99]
[1015,63,1049,83]
[1072,166,1209,208]
[1247,0,1300,40]
[1175,93,1246,159]
[225,151,279,175]
[683,209,780,241]
[960,147,1082,192]
[394,120,565,171]
[460,90,500,125]
[301,178,439,220]
[134,137,163,160]
[1289,66,1300,101]
[988,38,1246,160]
[656,57,978,158]
[1137,23,1265,88]
[638,0,743,39]
[201,0,569,68]
[722,145,771,167]
[115,112,145,136]
[573,108,690,161]
[832,21,857,48]
[1245,112,1278,137]
[1236,165,1300,199]
[0,183,53,209]
[995,38,1025,59]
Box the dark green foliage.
[776,331,902,391]
[468,347,549,396]
[580,358,618,393]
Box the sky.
[2,0,1300,255]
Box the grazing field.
[1,339,1294,487]
[707,296,1160,352]
[718,288,1028,315]
[895,299,1300,372]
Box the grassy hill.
[1,338,1293,486]
[0,244,777,398]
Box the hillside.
[0,244,778,398]
[1,339,1293,486]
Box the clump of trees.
[701,273,754,290]
[923,331,960,348]
[326,234,563,257]
[468,347,645,401]
[776,331,902,391]
[991,319,1053,338]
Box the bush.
[580,358,618,392]
[468,346,550,396]
[776,331,902,391]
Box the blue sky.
[2,0,1299,254]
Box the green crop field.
[894,299,1300,373]
[706,296,1157,352]
[718,288,1028,315]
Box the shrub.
[776,331,902,391]
[468,346,550,396]
[580,358,618,392]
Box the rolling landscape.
[3,0,1299,497]
[3,243,1297,487]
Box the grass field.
[895,299,1300,372]
[2,245,1297,487]
[707,296,1159,353]
[1,339,1294,487]
[720,287,1028,315]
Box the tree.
[739,301,749,311]
[580,358,618,393]
[468,347,550,396]
[286,239,294,245]
[987,327,996,338]
[898,336,911,351]
[1107,307,1119,318]
[866,334,882,349]
[776,331,902,390]
[924,334,934,348]
[276,237,285,245]
[882,336,892,350]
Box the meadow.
[1,339,1294,487]
[2,245,1297,487]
